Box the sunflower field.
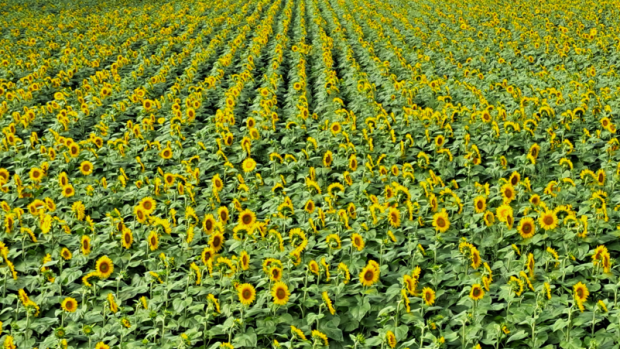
[2,0,620,348]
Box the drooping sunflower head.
[309,260,320,275]
[386,331,397,348]
[237,283,256,306]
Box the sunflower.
[323,151,333,167]
[242,157,257,173]
[304,200,315,213]
[359,264,379,287]
[121,228,133,249]
[61,247,72,260]
[309,260,320,276]
[573,282,589,303]
[139,197,156,215]
[483,211,495,226]
[312,330,329,346]
[160,147,173,159]
[238,251,250,271]
[596,169,606,185]
[500,183,516,203]
[147,231,159,251]
[470,284,484,301]
[218,206,229,223]
[517,217,536,239]
[213,175,224,192]
[203,214,217,235]
[238,209,256,228]
[134,206,147,223]
[538,210,558,230]
[96,256,114,279]
[330,122,342,134]
[69,144,80,157]
[432,209,450,233]
[163,173,175,187]
[269,265,282,282]
[80,161,93,176]
[473,196,486,213]
[509,171,520,186]
[528,143,540,159]
[80,235,91,255]
[349,154,358,171]
[529,194,541,206]
[382,207,400,228]
[526,253,535,277]
[237,283,256,306]
[351,233,364,251]
[264,281,289,306]
[210,232,225,253]
[29,167,43,182]
[62,185,75,198]
[95,342,109,349]
[201,247,215,265]
[422,287,435,305]
[61,297,78,312]
[386,331,397,348]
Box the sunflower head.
[473,196,486,213]
[96,256,114,279]
[360,265,379,287]
[518,217,536,239]
[432,210,450,233]
[539,211,558,230]
[61,297,78,312]
[386,331,397,348]
[210,232,225,253]
[238,283,256,306]
[238,209,256,228]
[271,282,290,306]
[422,287,436,305]
[470,284,484,301]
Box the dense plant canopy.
[0,0,620,348]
